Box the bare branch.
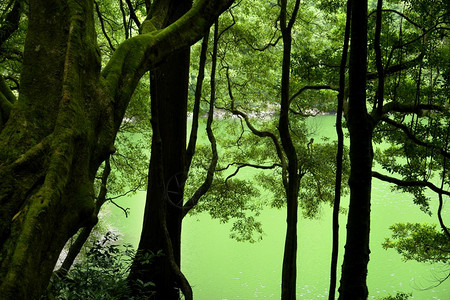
[373,0,385,116]
[125,0,142,28]
[234,28,282,51]
[223,66,287,188]
[119,0,130,39]
[217,8,235,40]
[225,163,281,183]
[368,9,423,29]
[381,102,442,116]
[438,135,450,239]
[106,177,145,203]
[183,21,219,217]
[108,199,130,217]
[287,0,301,32]
[367,53,424,80]
[94,0,116,51]
[185,30,209,173]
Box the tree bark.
[279,1,301,299]
[128,1,192,298]
[329,1,351,299]
[338,1,373,299]
[0,1,104,298]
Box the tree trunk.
[128,1,192,298]
[329,1,351,299]
[338,1,373,299]
[279,1,301,299]
[0,1,106,298]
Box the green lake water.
[107,115,449,299]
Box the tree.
[55,0,152,276]
[339,0,449,298]
[0,0,234,298]
[127,1,193,299]
[329,1,351,298]
[338,1,372,298]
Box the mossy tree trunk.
[0,0,234,298]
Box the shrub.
[41,231,160,299]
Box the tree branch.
[185,30,209,173]
[372,171,450,197]
[224,163,280,184]
[380,117,450,159]
[438,136,450,239]
[381,102,442,116]
[373,0,384,116]
[125,0,142,28]
[183,20,219,218]
[55,158,113,277]
[368,9,423,29]
[367,53,424,80]
[0,75,15,104]
[223,66,288,189]
[119,0,130,39]
[286,0,301,32]
[235,30,282,51]
[94,0,116,51]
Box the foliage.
[379,292,412,300]
[101,79,151,203]
[42,232,161,300]
[0,0,26,88]
[184,0,351,243]
[370,0,450,211]
[383,222,450,264]
[185,140,264,243]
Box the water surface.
[108,115,449,299]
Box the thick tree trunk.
[0,1,106,298]
[338,1,373,299]
[128,48,190,299]
[128,1,191,298]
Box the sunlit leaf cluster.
[383,222,450,264]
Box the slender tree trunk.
[329,1,351,299]
[338,1,373,299]
[279,1,301,299]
